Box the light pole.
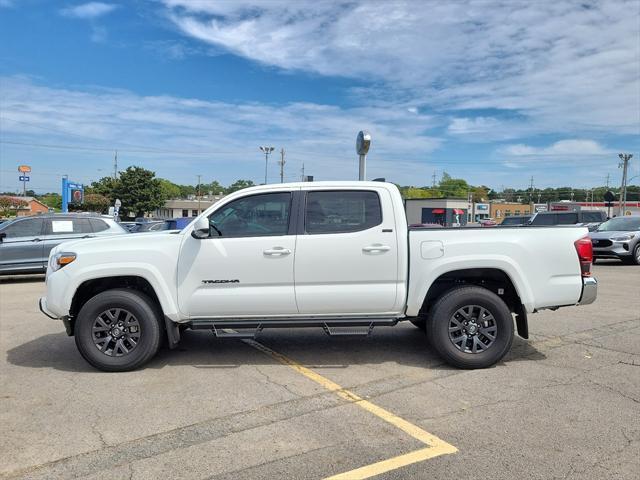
[618,153,633,215]
[356,131,371,181]
[259,146,274,184]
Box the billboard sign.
[18,165,31,173]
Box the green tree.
[112,167,164,218]
[158,179,181,200]
[225,179,255,194]
[87,176,119,202]
[38,193,62,210]
[82,193,110,213]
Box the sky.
[0,0,639,194]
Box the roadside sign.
[18,165,31,173]
[603,191,616,203]
[19,175,30,181]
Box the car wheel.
[75,289,161,372]
[632,244,640,266]
[426,286,514,369]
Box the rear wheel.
[426,286,514,369]
[75,289,161,372]
[631,245,640,265]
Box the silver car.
[589,216,640,265]
[0,213,127,275]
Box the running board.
[188,317,398,337]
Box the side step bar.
[189,317,398,339]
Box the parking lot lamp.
[259,146,275,184]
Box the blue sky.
[1,0,639,194]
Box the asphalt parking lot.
[1,262,639,480]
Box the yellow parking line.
[239,337,458,479]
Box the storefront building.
[405,198,468,227]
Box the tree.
[158,179,181,200]
[112,167,164,218]
[82,193,110,213]
[38,193,62,210]
[0,196,28,212]
[87,176,119,202]
[225,179,255,194]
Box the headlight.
[611,234,635,242]
[49,252,77,272]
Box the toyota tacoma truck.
[39,182,597,371]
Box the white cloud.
[161,0,640,136]
[61,2,118,19]
[0,76,442,186]
[501,139,612,157]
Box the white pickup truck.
[40,181,597,371]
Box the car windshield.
[597,217,640,232]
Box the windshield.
[597,217,640,232]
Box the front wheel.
[75,289,162,372]
[426,286,514,369]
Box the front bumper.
[39,297,59,319]
[592,242,633,259]
[577,277,597,305]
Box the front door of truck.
[177,190,298,318]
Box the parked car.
[129,221,166,233]
[498,215,531,226]
[165,217,194,230]
[0,213,127,275]
[119,221,137,232]
[480,219,497,227]
[40,181,596,372]
[589,216,640,265]
[528,210,606,231]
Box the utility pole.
[605,173,610,188]
[113,150,118,179]
[528,176,535,214]
[618,153,633,216]
[259,146,274,184]
[432,171,437,188]
[278,148,286,183]
[300,162,305,182]
[197,174,202,214]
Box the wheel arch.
[419,267,529,339]
[69,275,180,347]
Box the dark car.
[0,213,127,274]
[589,216,640,265]
[529,210,606,230]
[129,221,167,233]
[499,215,531,226]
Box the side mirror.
[190,217,210,239]
[0,232,6,243]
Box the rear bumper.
[578,277,597,305]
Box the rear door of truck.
[294,187,401,315]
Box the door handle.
[82,235,94,239]
[263,247,291,256]
[362,244,391,252]
[32,238,42,242]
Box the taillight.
[574,236,593,277]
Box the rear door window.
[556,213,578,225]
[45,218,93,235]
[581,212,603,222]
[305,191,382,234]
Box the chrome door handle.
[263,247,291,256]
[362,244,391,252]
[32,238,42,242]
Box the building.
[154,195,225,219]
[11,196,50,216]
[405,198,468,226]
[471,203,490,222]
[489,202,532,223]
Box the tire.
[630,244,640,265]
[75,289,162,372]
[426,286,514,369]
[410,318,426,331]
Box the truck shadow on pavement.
[6,325,546,373]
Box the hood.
[589,230,636,239]
[51,230,183,256]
